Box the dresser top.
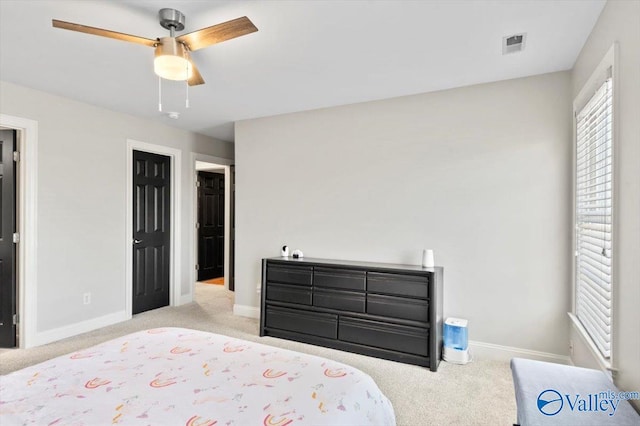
[266,256,442,274]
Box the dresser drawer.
[314,268,366,291]
[265,306,337,339]
[338,317,429,356]
[266,283,312,305]
[367,272,429,298]
[367,294,429,322]
[314,288,365,313]
[267,264,313,286]
[339,317,428,356]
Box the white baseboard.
[233,304,260,319]
[28,304,571,366]
[177,293,193,305]
[32,310,130,347]
[469,340,570,364]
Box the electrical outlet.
[83,292,91,305]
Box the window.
[575,74,613,360]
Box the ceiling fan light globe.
[154,55,192,80]
[154,37,193,81]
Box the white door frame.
[0,114,38,348]
[125,139,181,315]
[191,153,232,295]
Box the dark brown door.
[0,130,17,347]
[197,171,225,281]
[133,150,170,314]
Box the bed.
[0,327,395,425]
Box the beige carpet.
[0,283,517,425]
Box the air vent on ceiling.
[502,33,526,55]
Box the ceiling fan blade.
[52,19,157,47]
[188,58,205,86]
[176,16,257,51]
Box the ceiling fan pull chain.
[186,79,190,108]
[158,76,163,112]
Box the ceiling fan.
[52,8,258,86]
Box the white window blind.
[575,76,613,359]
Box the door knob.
[133,239,142,244]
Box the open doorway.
[193,159,233,302]
[196,168,225,284]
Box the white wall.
[236,71,572,356]
[570,0,640,408]
[0,81,233,344]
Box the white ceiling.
[0,0,605,142]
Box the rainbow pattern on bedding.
[0,327,396,425]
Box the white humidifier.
[443,317,470,364]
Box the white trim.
[31,311,128,347]
[194,154,233,166]
[573,44,617,113]
[571,42,618,365]
[468,340,570,365]
[178,293,194,305]
[233,304,260,319]
[0,114,38,349]
[568,312,612,373]
[189,153,232,300]
[126,140,181,315]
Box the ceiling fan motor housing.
[159,8,185,32]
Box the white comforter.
[0,327,395,425]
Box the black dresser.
[260,257,443,371]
